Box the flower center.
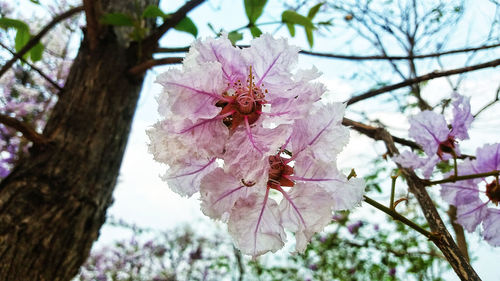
[437,135,456,159]
[486,179,500,206]
[216,66,267,130]
[267,155,294,188]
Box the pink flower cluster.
[148,34,365,257]
[440,143,500,246]
[394,93,473,178]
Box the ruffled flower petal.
[200,168,254,221]
[483,209,500,246]
[156,62,225,121]
[228,192,286,258]
[279,183,334,253]
[161,157,217,197]
[456,198,489,232]
[409,111,449,156]
[450,93,473,140]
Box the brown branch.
[348,119,481,281]
[142,0,206,52]
[128,57,183,75]
[155,43,500,60]
[0,6,84,79]
[301,43,500,60]
[342,117,420,150]
[448,205,469,262]
[83,0,100,51]
[0,42,63,91]
[347,58,500,106]
[0,114,48,145]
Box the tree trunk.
[0,0,156,279]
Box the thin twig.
[424,170,500,186]
[473,84,500,118]
[346,58,500,106]
[364,196,433,238]
[0,6,84,79]
[0,42,63,91]
[142,0,206,52]
[0,114,48,145]
[128,57,183,75]
[155,43,500,60]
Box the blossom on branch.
[393,93,473,178]
[440,143,500,246]
[148,34,365,257]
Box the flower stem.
[453,153,458,178]
[364,196,433,239]
[424,170,500,186]
[389,171,399,209]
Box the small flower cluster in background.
[148,34,366,257]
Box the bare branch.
[128,57,183,75]
[342,117,420,150]
[347,58,500,106]
[0,114,48,145]
[0,42,63,91]
[0,6,84,79]
[156,43,500,60]
[142,0,206,52]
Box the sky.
[69,0,500,280]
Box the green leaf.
[142,5,167,19]
[228,30,243,45]
[285,22,295,37]
[281,10,314,29]
[100,13,135,26]
[0,18,30,31]
[305,27,314,47]
[29,0,40,4]
[29,41,44,62]
[244,0,268,24]
[249,26,262,38]
[174,17,197,37]
[307,2,323,19]
[14,28,30,52]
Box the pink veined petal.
[293,154,365,210]
[191,36,247,84]
[290,103,349,163]
[243,34,299,88]
[409,111,449,156]
[392,150,426,170]
[200,167,253,221]
[474,143,500,173]
[228,191,286,258]
[244,116,263,155]
[483,208,500,247]
[440,181,481,206]
[162,157,217,197]
[450,93,473,140]
[155,62,226,121]
[456,199,489,232]
[174,117,229,157]
[277,184,334,253]
[224,125,291,183]
[420,155,440,179]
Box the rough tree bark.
[0,0,166,279]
